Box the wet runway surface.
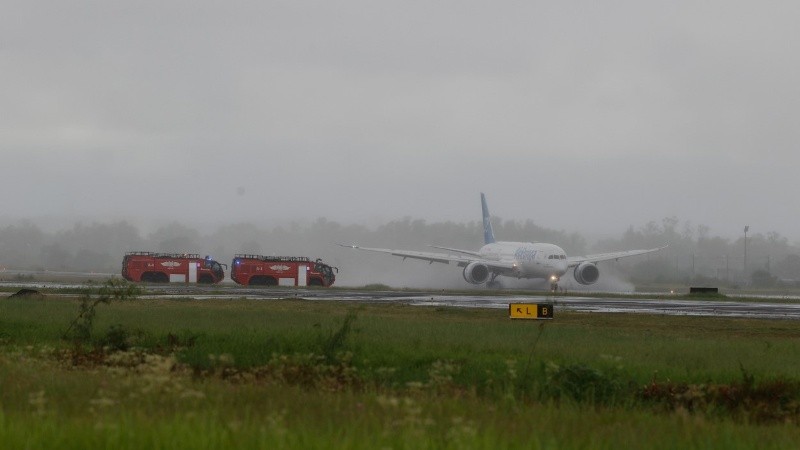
[237,288,800,320]
[4,281,800,320]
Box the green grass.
[3,396,800,450]
[4,296,800,383]
[2,294,800,448]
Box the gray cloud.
[2,1,799,239]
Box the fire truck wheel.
[198,275,214,284]
[309,278,323,286]
[250,276,278,286]
[141,272,168,283]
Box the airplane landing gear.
[549,275,560,293]
[487,273,502,289]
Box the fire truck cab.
[122,252,226,284]
[230,254,337,287]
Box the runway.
[4,280,800,321]
[226,287,800,320]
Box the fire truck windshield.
[314,263,336,284]
[204,258,223,274]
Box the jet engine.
[573,262,600,285]
[463,262,490,284]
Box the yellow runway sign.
[509,303,553,320]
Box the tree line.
[0,217,797,287]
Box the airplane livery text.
[514,247,538,262]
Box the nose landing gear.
[549,275,560,292]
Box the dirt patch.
[8,289,44,299]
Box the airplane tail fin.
[481,193,496,244]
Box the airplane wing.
[567,245,667,268]
[428,245,483,257]
[338,244,517,271]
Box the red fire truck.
[121,252,226,284]
[230,254,337,287]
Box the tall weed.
[62,279,142,345]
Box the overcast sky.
[2,1,799,240]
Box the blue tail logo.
[481,193,496,244]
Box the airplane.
[340,193,666,291]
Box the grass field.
[1,282,800,449]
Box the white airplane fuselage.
[478,241,568,280]
[342,193,665,290]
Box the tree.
[751,269,777,288]
[147,222,201,253]
[0,221,46,268]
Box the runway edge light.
[509,303,554,320]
